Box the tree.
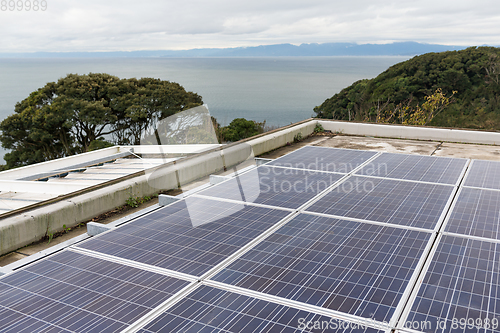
[220,118,265,142]
[55,73,123,152]
[113,78,203,145]
[0,73,203,169]
[409,88,456,125]
[485,53,500,85]
[211,116,223,143]
[0,83,74,168]
[377,89,456,126]
[89,138,114,151]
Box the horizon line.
[0,41,497,55]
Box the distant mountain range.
[0,42,493,58]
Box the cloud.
[0,0,498,52]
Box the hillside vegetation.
[314,46,500,130]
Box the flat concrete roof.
[316,135,500,160]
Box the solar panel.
[211,214,432,324]
[75,197,291,276]
[444,187,500,240]
[138,285,386,333]
[267,146,377,173]
[305,176,454,230]
[0,250,190,333]
[464,160,500,190]
[403,234,500,333]
[197,166,344,209]
[355,153,467,185]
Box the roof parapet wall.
[319,120,500,145]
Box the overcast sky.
[0,0,499,53]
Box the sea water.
[0,56,409,162]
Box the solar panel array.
[397,158,500,333]
[4,145,500,333]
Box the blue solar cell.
[198,166,344,209]
[355,153,466,185]
[212,214,431,323]
[464,160,500,190]
[306,176,454,230]
[267,146,377,173]
[405,235,500,333]
[445,187,500,240]
[75,197,291,276]
[0,251,190,333]
[139,285,386,333]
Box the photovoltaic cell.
[405,235,500,333]
[305,176,454,230]
[139,285,386,333]
[75,197,291,276]
[445,187,500,240]
[212,214,431,323]
[464,160,500,190]
[0,251,190,333]
[267,146,377,173]
[355,153,466,185]
[198,166,344,209]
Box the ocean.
[0,56,409,162]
